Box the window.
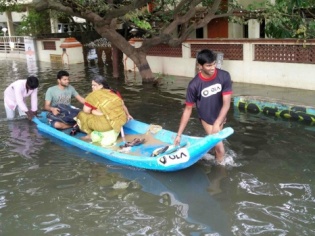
[43,41,56,50]
[196,28,204,38]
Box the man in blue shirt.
[174,49,233,164]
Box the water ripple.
[1,59,315,235]
[233,174,315,235]
[41,223,71,233]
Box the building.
[0,1,86,36]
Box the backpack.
[47,104,80,125]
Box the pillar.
[50,15,58,33]
[96,47,104,65]
[112,46,119,78]
[5,11,14,36]
[248,19,260,38]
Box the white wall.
[36,39,63,62]
[124,41,315,91]
[36,38,84,64]
[11,12,27,22]
[0,11,27,23]
[228,22,243,38]
[248,19,260,38]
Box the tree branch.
[33,0,151,20]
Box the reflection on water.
[0,59,315,235]
[229,107,315,235]
[5,121,44,159]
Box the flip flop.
[70,124,80,136]
[119,138,145,148]
[151,145,169,157]
[150,142,188,157]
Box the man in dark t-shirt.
[174,49,232,164]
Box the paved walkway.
[233,82,314,107]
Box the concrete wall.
[0,11,26,23]
[124,40,315,91]
[228,22,243,38]
[35,39,63,62]
[0,36,84,64]
[1,36,314,91]
[35,38,84,64]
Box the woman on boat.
[74,75,132,145]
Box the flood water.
[0,59,315,235]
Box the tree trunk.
[112,46,119,78]
[130,51,155,83]
[83,47,89,65]
[32,0,236,84]
[104,47,112,64]
[96,47,104,66]
[94,26,156,83]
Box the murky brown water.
[0,59,315,235]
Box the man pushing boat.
[174,49,233,165]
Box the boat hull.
[32,112,234,171]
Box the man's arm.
[44,88,59,115]
[44,100,60,115]
[212,94,232,133]
[30,88,38,112]
[174,105,193,145]
[75,94,85,104]
[122,101,133,120]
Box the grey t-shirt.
[45,85,79,107]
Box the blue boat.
[32,112,234,172]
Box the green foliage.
[131,17,152,30]
[0,0,24,12]
[231,0,315,39]
[3,0,315,40]
[124,9,152,30]
[15,9,51,36]
[254,0,315,39]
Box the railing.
[255,44,315,64]
[0,36,25,53]
[147,44,182,57]
[190,43,243,60]
[145,39,315,64]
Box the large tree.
[27,0,240,82]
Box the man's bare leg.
[201,120,225,163]
[54,121,72,130]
